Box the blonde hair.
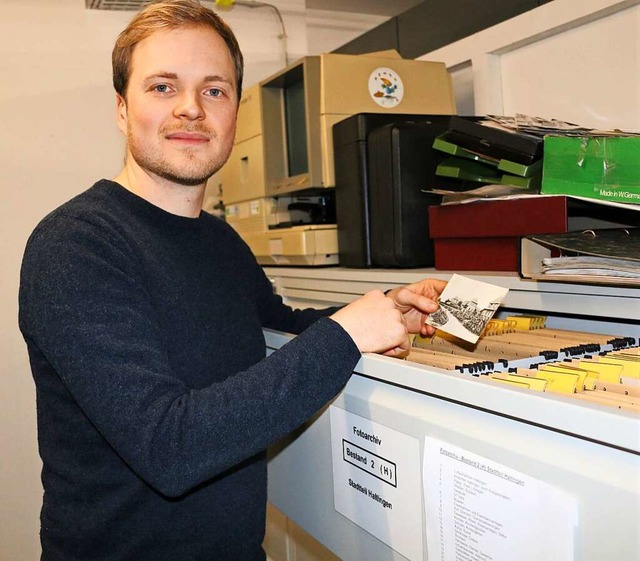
[112,0,244,100]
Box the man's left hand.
[385,278,447,338]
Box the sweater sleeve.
[208,213,342,335]
[254,265,342,335]
[19,216,360,498]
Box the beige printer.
[217,51,456,265]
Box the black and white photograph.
[425,274,509,344]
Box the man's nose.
[174,91,205,120]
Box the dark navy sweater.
[19,180,360,561]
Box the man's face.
[116,25,238,187]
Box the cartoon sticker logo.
[368,67,404,107]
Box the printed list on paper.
[423,436,577,561]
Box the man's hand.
[329,279,447,357]
[385,278,447,337]
[330,290,409,357]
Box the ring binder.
[520,228,640,286]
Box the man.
[18,1,446,560]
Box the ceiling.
[86,0,424,15]
[306,0,423,17]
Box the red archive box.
[427,196,573,272]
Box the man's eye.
[154,84,169,93]
[206,88,222,97]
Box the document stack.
[520,228,640,286]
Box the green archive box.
[542,135,640,204]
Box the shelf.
[264,267,640,322]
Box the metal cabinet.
[264,267,640,561]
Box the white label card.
[423,437,578,561]
[330,406,423,561]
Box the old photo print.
[425,274,509,343]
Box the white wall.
[420,0,640,130]
[0,1,381,559]
[1,4,130,559]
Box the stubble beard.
[127,126,230,187]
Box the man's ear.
[116,93,128,135]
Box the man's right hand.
[329,290,410,357]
